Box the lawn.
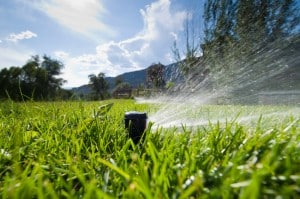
[0,99,299,198]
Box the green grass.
[0,99,299,198]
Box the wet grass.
[0,99,299,198]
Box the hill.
[71,62,182,96]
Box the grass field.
[0,99,299,198]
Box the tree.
[147,63,165,89]
[41,55,66,98]
[202,0,236,59]
[270,0,299,40]
[172,9,202,78]
[112,82,132,98]
[0,55,67,101]
[0,68,9,98]
[115,76,123,87]
[0,67,22,100]
[165,81,175,90]
[200,0,300,102]
[88,72,109,100]
[21,56,40,99]
[21,55,65,100]
[202,0,299,59]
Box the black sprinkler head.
[124,111,147,144]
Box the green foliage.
[203,0,299,57]
[112,82,132,99]
[179,0,299,81]
[175,0,300,102]
[89,73,110,100]
[0,55,67,101]
[165,81,175,90]
[0,100,299,198]
[115,76,124,87]
[147,63,166,89]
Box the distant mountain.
[71,62,182,96]
[71,84,92,96]
[106,68,148,90]
[72,63,183,95]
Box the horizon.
[0,0,203,88]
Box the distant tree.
[41,55,66,97]
[0,68,9,98]
[88,72,109,100]
[0,67,22,100]
[22,55,65,100]
[112,82,132,98]
[147,63,165,89]
[202,0,235,59]
[0,55,67,101]
[201,0,299,59]
[137,83,145,90]
[21,56,40,99]
[172,9,202,78]
[165,81,175,90]
[115,76,123,87]
[199,0,300,99]
[269,0,299,41]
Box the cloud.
[31,0,115,40]
[0,45,35,68]
[54,51,69,60]
[112,0,187,66]
[55,0,188,88]
[6,30,37,42]
[55,49,127,87]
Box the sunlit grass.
[0,99,299,198]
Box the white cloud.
[6,30,37,42]
[55,0,188,88]
[54,51,69,59]
[0,45,35,68]
[31,0,115,40]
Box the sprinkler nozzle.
[124,111,147,144]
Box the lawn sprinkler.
[124,111,147,144]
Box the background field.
[0,99,299,198]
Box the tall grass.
[0,100,299,198]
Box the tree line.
[0,55,72,101]
[87,63,166,100]
[202,0,299,67]
[1,0,298,101]
[0,54,165,101]
[179,0,299,95]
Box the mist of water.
[138,36,300,130]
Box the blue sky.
[0,0,203,88]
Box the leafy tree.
[165,81,175,90]
[0,68,9,97]
[41,55,66,98]
[0,67,22,100]
[172,9,203,78]
[88,72,109,100]
[112,82,132,98]
[199,0,300,101]
[115,76,123,87]
[0,55,67,101]
[235,0,299,49]
[147,63,165,89]
[201,0,299,60]
[202,0,236,61]
[21,56,40,99]
[269,0,299,40]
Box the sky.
[0,0,203,88]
